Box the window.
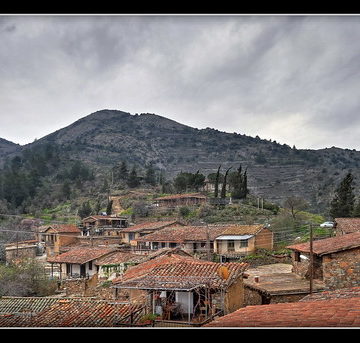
[228,240,235,252]
[89,261,93,270]
[295,252,301,262]
[240,239,248,248]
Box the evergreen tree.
[330,173,356,219]
[145,163,157,186]
[221,167,232,198]
[127,166,140,188]
[214,165,221,198]
[61,180,72,200]
[106,200,113,215]
[231,165,249,199]
[78,201,92,219]
[119,161,129,181]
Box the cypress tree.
[214,165,221,198]
[221,167,232,199]
[329,173,356,219]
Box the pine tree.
[145,163,157,186]
[330,173,356,219]
[127,166,140,188]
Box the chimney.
[254,276,260,283]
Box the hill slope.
[4,109,360,213]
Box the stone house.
[214,224,273,261]
[112,252,248,325]
[81,215,128,236]
[287,232,360,290]
[243,263,325,307]
[37,224,81,257]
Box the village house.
[36,224,81,257]
[214,224,273,261]
[334,217,360,236]
[112,252,248,326]
[134,225,227,256]
[287,232,360,290]
[243,263,325,306]
[120,220,183,246]
[47,246,116,280]
[153,193,208,208]
[95,247,193,281]
[204,286,360,327]
[81,215,129,236]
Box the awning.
[215,235,254,240]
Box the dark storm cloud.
[1,15,360,149]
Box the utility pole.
[309,223,314,294]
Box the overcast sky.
[1,14,360,150]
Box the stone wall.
[322,247,360,289]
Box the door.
[80,264,86,278]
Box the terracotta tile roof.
[47,247,116,264]
[0,299,144,327]
[135,225,227,243]
[287,232,360,256]
[121,220,180,233]
[38,224,81,234]
[0,297,60,315]
[95,251,144,266]
[113,253,248,290]
[335,217,360,234]
[205,297,360,327]
[154,193,207,201]
[300,286,360,302]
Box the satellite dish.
[217,265,230,280]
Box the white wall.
[175,291,193,314]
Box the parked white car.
[320,221,334,228]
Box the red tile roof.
[135,225,227,243]
[95,251,144,266]
[287,232,360,256]
[300,286,360,302]
[47,247,116,264]
[335,217,360,234]
[0,299,144,327]
[39,224,81,234]
[205,297,360,327]
[113,253,248,290]
[121,220,180,233]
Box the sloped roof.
[300,286,360,302]
[38,224,81,234]
[0,297,60,315]
[82,215,127,222]
[335,217,360,234]
[0,299,143,327]
[205,297,360,327]
[113,253,248,290]
[121,220,180,233]
[287,232,360,256]
[135,225,227,243]
[95,251,144,266]
[47,247,116,264]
